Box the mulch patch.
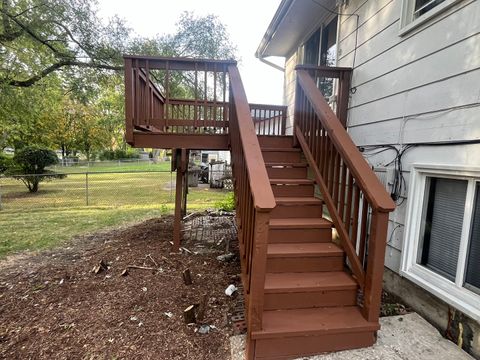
[0,215,241,359]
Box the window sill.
[399,0,463,37]
[401,265,480,322]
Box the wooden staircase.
[248,136,379,359]
[124,56,395,360]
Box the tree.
[9,146,64,192]
[0,0,128,88]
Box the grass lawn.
[0,162,231,258]
[49,160,172,173]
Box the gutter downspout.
[257,56,284,72]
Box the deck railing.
[228,65,276,348]
[124,56,235,140]
[296,65,352,127]
[125,56,287,141]
[294,67,395,323]
[250,103,287,136]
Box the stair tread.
[252,307,379,339]
[270,179,314,185]
[267,242,343,258]
[262,148,301,152]
[265,271,357,293]
[266,162,308,168]
[275,196,322,204]
[269,218,332,229]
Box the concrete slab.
[230,313,474,360]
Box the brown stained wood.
[172,149,186,252]
[269,217,332,229]
[295,127,365,288]
[339,162,347,221]
[254,331,375,359]
[358,199,369,266]
[183,305,196,324]
[263,289,357,311]
[296,71,395,212]
[264,272,357,293]
[351,185,361,248]
[252,306,379,340]
[124,58,134,144]
[228,65,276,211]
[247,211,270,333]
[131,133,229,150]
[267,242,343,258]
[362,211,390,323]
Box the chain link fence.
[0,169,232,212]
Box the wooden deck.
[124,56,395,360]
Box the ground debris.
[92,259,109,274]
[0,215,240,360]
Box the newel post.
[292,79,302,147]
[124,58,134,144]
[362,210,390,323]
[245,210,270,358]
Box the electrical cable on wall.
[359,139,480,205]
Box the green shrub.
[214,192,235,212]
[8,146,66,193]
[0,153,12,174]
[99,148,140,160]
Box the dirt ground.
[0,215,241,360]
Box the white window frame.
[399,0,463,36]
[401,163,480,322]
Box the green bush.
[99,148,140,160]
[0,153,12,174]
[214,192,235,212]
[8,146,66,193]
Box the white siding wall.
[334,0,480,272]
[284,51,298,135]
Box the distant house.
[257,0,480,356]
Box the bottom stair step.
[252,306,379,339]
[252,307,379,359]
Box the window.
[402,165,480,321]
[399,0,462,35]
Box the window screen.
[465,184,480,292]
[419,177,467,281]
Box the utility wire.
[309,0,360,68]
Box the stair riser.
[269,228,332,243]
[264,289,357,310]
[258,136,293,148]
[267,167,307,179]
[271,185,314,197]
[262,151,301,163]
[271,205,323,218]
[267,256,343,273]
[253,331,375,359]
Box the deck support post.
[173,148,187,252]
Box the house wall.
[284,51,298,135]
[280,0,480,356]
[340,1,480,357]
[335,0,480,272]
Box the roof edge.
[255,0,295,59]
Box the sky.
[98,0,284,105]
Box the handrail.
[228,65,276,211]
[294,68,395,323]
[228,64,275,340]
[297,70,395,212]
